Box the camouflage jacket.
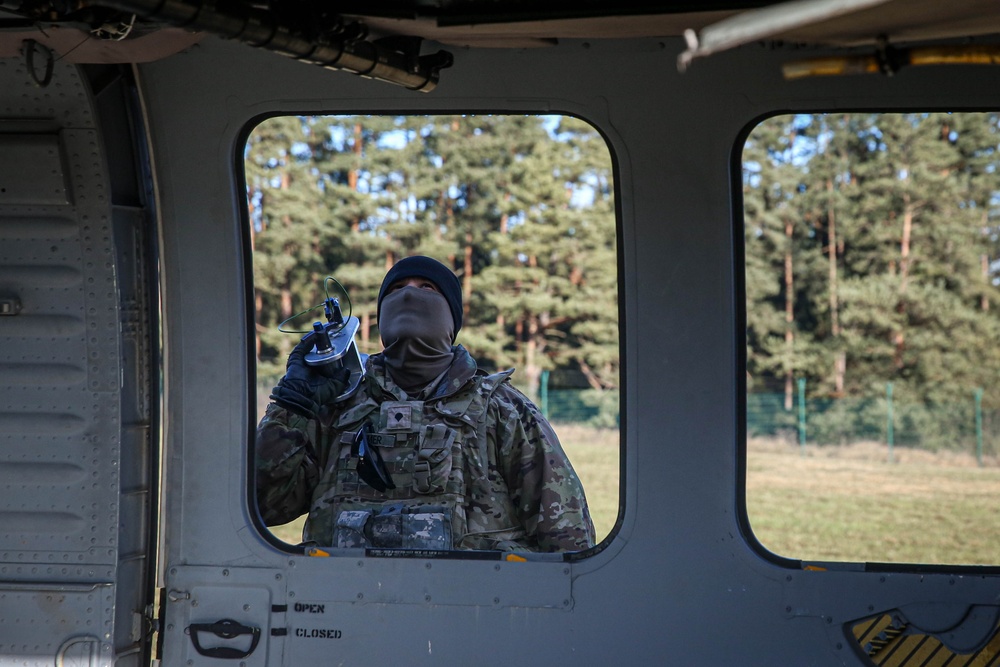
[255,345,595,552]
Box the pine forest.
[246,112,1000,448]
[745,113,1000,452]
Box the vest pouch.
[413,423,456,495]
[334,510,372,548]
[334,506,452,550]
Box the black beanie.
[377,256,463,339]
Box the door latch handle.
[187,618,261,659]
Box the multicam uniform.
[256,345,595,552]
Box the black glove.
[270,334,351,419]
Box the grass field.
[265,426,1000,566]
[747,438,1000,565]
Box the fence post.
[540,369,549,420]
[797,377,807,454]
[975,387,984,468]
[886,382,895,463]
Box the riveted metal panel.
[0,51,150,666]
[0,583,114,666]
[286,555,573,608]
[0,126,120,571]
[0,135,69,205]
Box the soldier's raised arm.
[255,336,349,526]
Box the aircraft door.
[158,566,285,666]
[0,56,158,664]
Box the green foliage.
[744,113,1000,433]
[577,389,620,429]
[247,111,1000,439]
[246,114,620,423]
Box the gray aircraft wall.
[0,59,155,664]
[141,35,1000,665]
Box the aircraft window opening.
[244,113,621,556]
[742,112,1000,567]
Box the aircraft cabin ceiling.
[1,0,1000,58]
[350,0,1000,50]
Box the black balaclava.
[376,256,463,393]
[377,256,463,340]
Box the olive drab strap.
[470,370,515,466]
[414,423,455,493]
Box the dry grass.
[747,438,1000,565]
[266,430,1000,566]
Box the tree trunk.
[361,311,371,352]
[826,178,844,395]
[982,209,990,313]
[280,288,293,320]
[445,199,456,267]
[255,292,263,361]
[894,193,913,369]
[578,359,606,391]
[784,218,795,411]
[463,232,473,321]
[514,316,524,362]
[500,192,510,234]
[834,352,846,396]
[827,179,840,338]
[524,314,541,400]
[350,123,362,232]
[899,194,913,295]
[983,254,991,312]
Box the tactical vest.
[303,368,528,551]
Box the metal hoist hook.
[22,39,54,88]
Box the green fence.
[748,386,999,463]
[257,374,620,428]
[540,388,619,426]
[535,370,618,427]
[259,375,992,458]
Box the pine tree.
[745,111,1000,426]
[247,116,341,374]
[245,112,623,421]
[743,115,825,407]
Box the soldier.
[255,255,596,552]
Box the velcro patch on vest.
[382,401,423,432]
